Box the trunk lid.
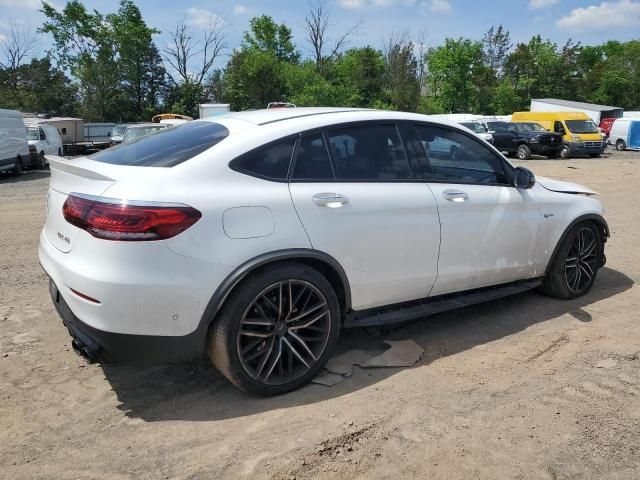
[44,156,116,252]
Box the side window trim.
[413,121,515,187]
[288,130,336,182]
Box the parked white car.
[27,123,64,168]
[109,124,128,145]
[459,121,494,144]
[40,108,608,395]
[0,108,30,175]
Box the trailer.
[24,116,111,155]
[530,99,623,125]
[84,123,117,143]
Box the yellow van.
[511,111,605,158]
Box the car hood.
[28,140,38,145]
[536,176,597,195]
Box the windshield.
[112,125,127,136]
[123,126,165,142]
[460,122,487,134]
[27,127,39,140]
[516,123,547,133]
[565,120,598,134]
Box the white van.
[0,109,30,175]
[26,123,64,168]
[609,118,640,151]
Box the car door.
[289,123,441,311]
[413,123,541,296]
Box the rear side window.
[230,137,296,181]
[325,124,412,180]
[90,121,229,167]
[292,132,334,181]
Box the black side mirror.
[514,167,535,189]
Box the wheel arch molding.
[545,213,609,275]
[200,249,352,330]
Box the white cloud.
[233,4,251,14]
[427,0,452,14]
[0,33,7,43]
[338,0,416,8]
[556,0,640,31]
[529,0,559,9]
[186,7,225,29]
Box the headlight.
[570,134,581,141]
[528,136,540,143]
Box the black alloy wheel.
[540,222,602,299]
[237,280,332,386]
[209,263,340,395]
[564,226,599,295]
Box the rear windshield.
[90,121,229,167]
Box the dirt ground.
[1,150,639,479]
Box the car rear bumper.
[48,278,206,364]
[38,228,234,337]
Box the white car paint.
[39,108,605,344]
[0,108,30,172]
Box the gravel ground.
[1,149,639,479]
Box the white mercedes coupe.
[40,108,608,395]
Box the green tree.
[384,37,419,111]
[40,0,167,121]
[333,47,385,107]
[223,48,288,110]
[0,57,78,115]
[426,38,484,113]
[482,25,511,76]
[242,15,299,63]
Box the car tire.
[559,145,571,159]
[208,263,341,396]
[540,222,602,300]
[616,140,626,151]
[11,157,23,176]
[547,152,559,159]
[37,151,46,169]
[517,144,531,160]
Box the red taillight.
[62,194,202,241]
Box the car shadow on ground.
[0,169,50,184]
[101,267,633,422]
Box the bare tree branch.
[0,20,38,71]
[303,0,361,67]
[163,16,228,86]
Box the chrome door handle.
[312,193,349,207]
[442,189,469,202]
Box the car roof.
[202,108,469,135]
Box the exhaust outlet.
[71,338,97,364]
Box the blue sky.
[1,0,640,68]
